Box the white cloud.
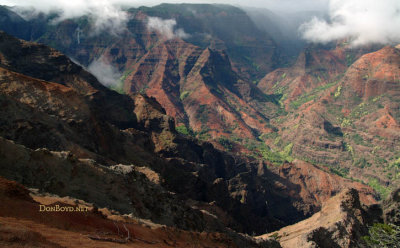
[89,3,128,35]
[87,57,121,86]
[1,0,329,14]
[300,0,400,46]
[146,17,190,40]
[6,0,129,35]
[174,28,190,39]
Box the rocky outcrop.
[340,46,400,101]
[276,160,378,215]
[257,189,382,248]
[0,176,282,248]
[0,136,209,231]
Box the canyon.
[0,3,399,247]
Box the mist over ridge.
[1,0,399,47]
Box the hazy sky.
[1,0,399,46]
[0,0,329,13]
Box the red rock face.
[341,46,400,100]
[258,43,374,110]
[261,44,400,190]
[278,160,377,212]
[123,39,276,142]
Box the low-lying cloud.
[87,57,121,87]
[1,0,330,36]
[300,0,400,46]
[146,17,190,40]
[1,0,329,13]
[7,0,128,35]
[5,0,397,46]
[89,4,128,35]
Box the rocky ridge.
[257,189,382,248]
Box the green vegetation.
[350,102,372,119]
[139,85,149,94]
[372,95,382,102]
[346,54,355,66]
[326,104,343,117]
[117,65,151,94]
[334,85,342,98]
[110,80,125,94]
[158,130,176,147]
[388,158,400,179]
[273,85,287,95]
[180,91,190,101]
[218,137,234,151]
[282,143,294,157]
[301,156,326,167]
[258,143,294,165]
[363,223,400,248]
[290,81,338,109]
[194,127,211,141]
[350,133,372,147]
[272,85,289,108]
[270,232,281,241]
[375,156,388,166]
[389,158,400,169]
[176,125,192,136]
[261,93,281,104]
[290,94,316,109]
[344,142,355,157]
[336,95,386,131]
[352,134,364,145]
[259,132,278,141]
[329,166,349,178]
[353,157,371,168]
[198,132,211,141]
[368,178,391,200]
[340,117,353,127]
[241,137,293,165]
[196,105,209,124]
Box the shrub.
[353,157,371,168]
[176,125,190,135]
[218,137,233,151]
[180,91,190,101]
[363,223,400,248]
[368,178,391,200]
